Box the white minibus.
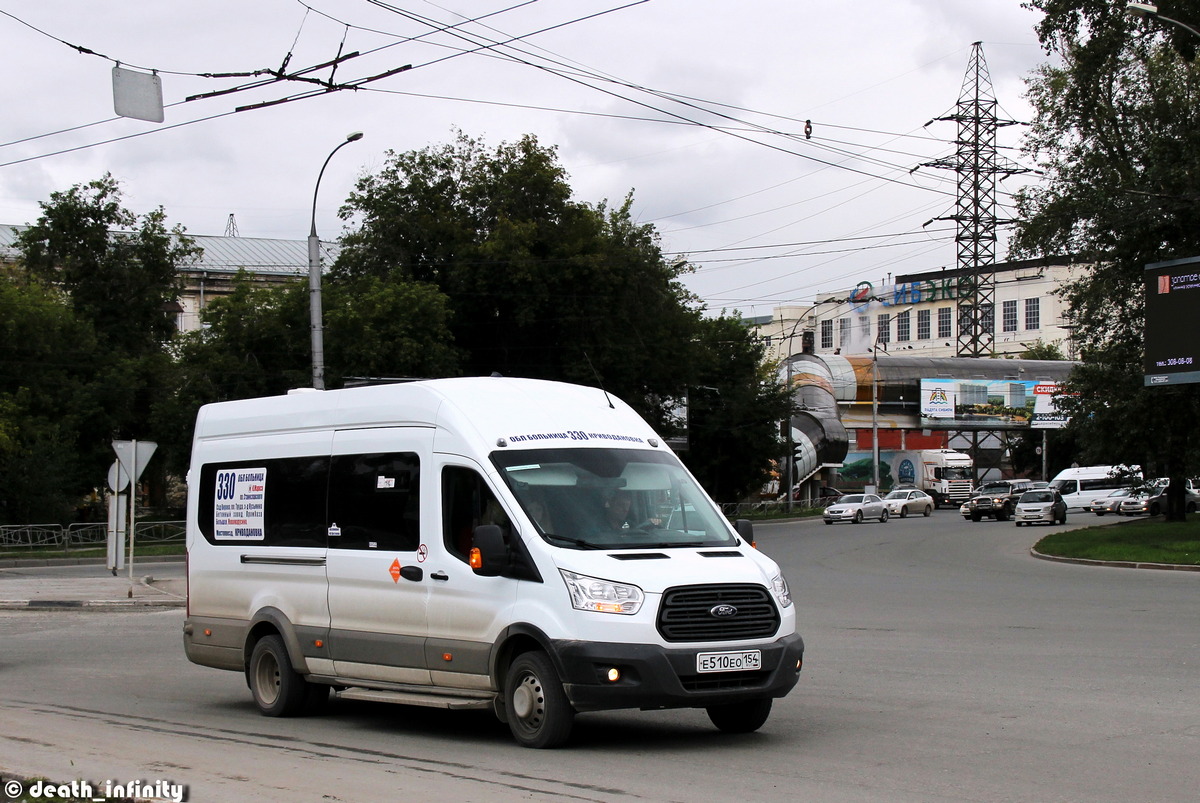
[183,377,803,748]
[1048,465,1140,510]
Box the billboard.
[920,379,1068,430]
[1144,257,1200,386]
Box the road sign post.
[112,440,157,598]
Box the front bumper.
[551,632,804,712]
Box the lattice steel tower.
[922,42,1027,357]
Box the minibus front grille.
[656,584,780,642]
[678,669,773,692]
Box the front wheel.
[853,510,863,524]
[879,508,889,523]
[899,506,908,518]
[707,698,772,734]
[923,505,932,517]
[505,651,574,749]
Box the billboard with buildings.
[920,379,1067,430]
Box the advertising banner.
[920,379,1068,430]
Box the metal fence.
[0,521,185,551]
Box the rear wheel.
[248,635,309,717]
[505,651,574,749]
[707,698,772,734]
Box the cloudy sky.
[0,0,1053,318]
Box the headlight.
[560,570,643,615]
[771,573,793,608]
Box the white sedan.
[824,493,889,525]
[882,488,934,518]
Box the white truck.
[182,377,803,748]
[837,448,974,508]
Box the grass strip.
[1035,518,1200,565]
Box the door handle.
[400,565,423,582]
[430,571,449,581]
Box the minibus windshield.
[492,448,737,550]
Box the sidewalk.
[0,558,186,610]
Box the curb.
[0,555,185,569]
[1030,547,1200,572]
[0,598,185,610]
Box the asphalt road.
[1,512,1197,802]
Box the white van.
[1048,465,1140,510]
[183,377,803,748]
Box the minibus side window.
[198,457,327,547]
[328,453,420,551]
[442,467,510,563]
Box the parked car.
[1014,489,1068,526]
[824,493,889,524]
[882,488,934,518]
[967,479,1036,522]
[1089,488,1133,516]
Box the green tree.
[160,272,461,476]
[335,131,702,433]
[1012,1,1200,518]
[0,275,101,522]
[4,176,198,519]
[680,316,793,502]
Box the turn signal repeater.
[469,547,482,569]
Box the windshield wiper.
[543,533,604,550]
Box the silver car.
[883,488,934,518]
[824,493,889,525]
[1088,488,1132,516]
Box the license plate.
[696,650,762,673]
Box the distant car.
[968,479,1036,522]
[1089,488,1133,516]
[823,493,889,525]
[1014,489,1067,526]
[882,488,934,518]
[1120,486,1200,516]
[793,484,844,506]
[960,496,978,520]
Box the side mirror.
[735,518,755,549]
[470,524,508,576]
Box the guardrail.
[0,521,185,551]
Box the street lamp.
[309,131,364,390]
[1127,2,1200,40]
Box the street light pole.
[309,131,364,390]
[1127,2,1200,40]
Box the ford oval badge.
[710,604,738,618]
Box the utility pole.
[920,42,1030,358]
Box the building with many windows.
[754,257,1085,364]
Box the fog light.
[607,667,621,682]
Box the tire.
[1015,521,1024,527]
[707,698,772,734]
[853,510,863,524]
[823,519,833,525]
[248,634,310,717]
[923,505,932,517]
[879,508,889,523]
[971,513,981,522]
[899,505,908,518]
[1150,503,1161,516]
[505,651,574,749]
